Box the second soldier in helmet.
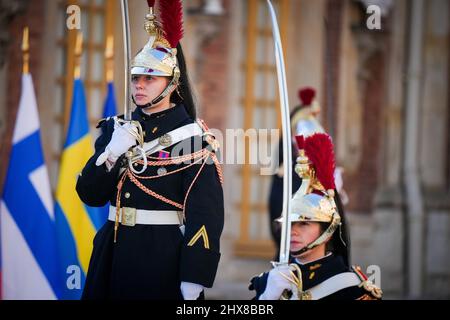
[252,133,382,300]
[268,87,325,259]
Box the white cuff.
[96,147,118,171]
[104,157,117,172]
[180,281,203,300]
[259,292,270,300]
[95,149,110,166]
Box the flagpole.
[22,27,29,75]
[74,32,83,79]
[2,27,60,299]
[105,35,114,83]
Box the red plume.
[298,87,316,106]
[304,133,336,190]
[295,135,305,150]
[147,0,156,7]
[159,0,184,48]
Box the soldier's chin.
[290,244,305,253]
[135,98,151,107]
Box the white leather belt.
[119,122,204,175]
[108,205,182,226]
[133,122,203,161]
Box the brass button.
[152,127,158,134]
[125,192,131,199]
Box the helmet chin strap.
[290,213,341,258]
[132,69,180,109]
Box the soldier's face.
[131,74,170,105]
[290,221,321,252]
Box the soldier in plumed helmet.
[76,0,224,300]
[268,87,325,259]
[253,133,382,300]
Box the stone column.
[371,0,407,298]
[420,0,450,298]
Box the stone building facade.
[0,0,448,299]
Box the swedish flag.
[54,79,103,299]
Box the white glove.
[259,265,294,300]
[180,281,204,300]
[96,122,138,167]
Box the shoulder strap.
[305,272,361,300]
[132,122,204,161]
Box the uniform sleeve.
[76,119,122,207]
[179,148,224,288]
[324,284,381,300]
[248,272,269,300]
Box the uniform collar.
[292,253,349,290]
[132,104,191,142]
[295,252,333,266]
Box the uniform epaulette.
[196,118,220,152]
[351,265,383,299]
[96,117,110,128]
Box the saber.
[119,0,147,174]
[266,0,292,265]
[120,0,132,121]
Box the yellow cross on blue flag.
[54,79,104,299]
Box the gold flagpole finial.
[74,31,83,79]
[105,35,114,82]
[22,27,30,74]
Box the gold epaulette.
[352,265,383,299]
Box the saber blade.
[266,0,292,265]
[120,0,132,121]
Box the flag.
[54,79,104,299]
[103,82,117,118]
[0,74,60,299]
[97,81,117,223]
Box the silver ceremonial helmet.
[291,87,325,138]
[288,134,341,257]
[130,1,181,106]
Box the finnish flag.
[1,74,61,299]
